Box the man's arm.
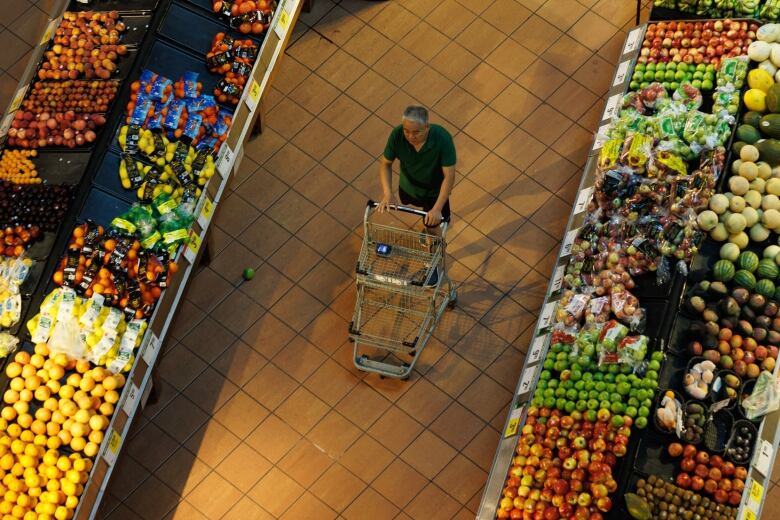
[377,156,397,212]
[426,165,455,226]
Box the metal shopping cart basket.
[349,200,457,379]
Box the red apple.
[704,479,718,494]
[676,473,691,489]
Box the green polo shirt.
[383,124,456,200]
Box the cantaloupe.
[726,213,748,233]
[712,223,729,241]
[741,145,761,162]
[730,176,751,195]
[758,161,773,179]
[730,196,747,212]
[697,210,719,231]
[722,242,742,261]
[764,244,780,259]
[743,206,760,227]
[751,223,771,242]
[730,231,750,249]
[745,190,763,208]
[767,178,780,195]
[710,193,731,214]
[764,194,780,210]
[751,178,767,193]
[740,161,759,180]
[764,208,780,229]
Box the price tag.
[551,264,566,293]
[216,145,235,178]
[274,2,292,39]
[184,229,202,264]
[602,93,622,122]
[711,398,731,413]
[527,334,548,364]
[753,440,773,477]
[197,197,214,228]
[9,87,27,112]
[518,365,539,396]
[142,333,160,365]
[613,60,631,87]
[592,124,610,151]
[624,27,643,54]
[504,406,525,438]
[574,186,594,214]
[122,383,140,417]
[539,301,557,329]
[744,510,756,520]
[561,228,580,257]
[0,113,14,140]
[102,430,122,466]
[39,18,58,46]
[244,80,261,112]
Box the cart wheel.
[447,295,458,309]
[380,375,385,380]
[401,376,409,381]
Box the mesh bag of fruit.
[741,370,780,419]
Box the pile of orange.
[0,151,41,185]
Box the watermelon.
[774,286,780,302]
[738,251,760,272]
[758,259,780,280]
[757,279,777,298]
[734,270,757,289]
[713,260,736,282]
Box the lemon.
[749,69,774,92]
[745,88,768,112]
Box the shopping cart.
[349,200,457,379]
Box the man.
[377,106,456,229]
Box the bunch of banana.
[714,0,736,14]
[734,0,759,14]
[654,0,677,6]
[678,0,699,12]
[761,0,780,19]
[696,0,715,14]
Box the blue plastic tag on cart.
[376,243,392,256]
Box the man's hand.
[425,207,443,226]
[377,194,398,213]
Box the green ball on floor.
[242,268,255,280]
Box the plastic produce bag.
[672,82,703,110]
[0,333,19,359]
[742,370,780,420]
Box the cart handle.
[366,199,429,217]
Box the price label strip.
[216,144,235,178]
[612,60,631,87]
[601,93,622,122]
[197,197,214,228]
[244,79,261,112]
[753,440,773,478]
[527,334,549,364]
[122,383,140,417]
[574,186,594,214]
[739,479,763,520]
[551,263,566,293]
[184,229,202,264]
[102,430,122,467]
[539,301,557,330]
[141,333,161,365]
[518,365,540,396]
[592,124,611,151]
[40,18,58,46]
[623,27,643,54]
[561,228,580,257]
[504,405,525,438]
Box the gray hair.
[402,105,428,126]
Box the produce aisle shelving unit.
[0,0,304,518]
[478,19,780,520]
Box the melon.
[722,243,742,261]
[741,145,761,162]
[757,279,777,298]
[712,223,729,241]
[729,176,751,196]
[743,206,760,227]
[730,196,747,212]
[740,161,759,180]
[738,251,761,272]
[764,244,780,259]
[696,210,719,231]
[758,162,773,180]
[758,258,780,279]
[730,231,750,249]
[726,213,747,234]
[763,194,780,211]
[751,178,767,193]
[745,190,763,209]
[713,260,736,282]
[710,194,731,214]
[734,270,757,290]
[767,178,780,195]
[732,159,744,175]
[751,223,771,242]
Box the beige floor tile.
[368,1,418,41]
[301,308,351,355]
[164,500,208,520]
[598,29,628,67]
[521,104,574,147]
[458,373,513,423]
[343,487,399,520]
[477,246,532,294]
[529,194,572,238]
[403,66,456,108]
[512,14,563,56]
[281,491,338,520]
[183,419,242,469]
[311,463,367,512]
[430,41,481,83]
[322,138,376,183]
[343,24,394,66]
[216,442,272,492]
[336,382,392,430]
[275,386,330,435]
[293,163,348,208]
[167,300,206,343]
[516,59,568,101]
[510,268,549,315]
[349,114,394,158]
[463,425,501,471]
[267,235,322,281]
[291,118,345,161]
[374,46,424,88]
[494,128,548,172]
[543,34,594,77]
[470,198,525,244]
[239,264,295,311]
[238,215,292,261]
[366,406,424,455]
[278,438,335,487]
[430,401,484,451]
[208,241,263,287]
[480,296,537,345]
[249,467,305,518]
[460,63,512,105]
[552,122,595,167]
[212,339,267,387]
[0,29,31,71]
[213,390,269,439]
[265,143,318,186]
[315,5,366,46]
[287,29,339,70]
[489,83,542,126]
[246,414,302,464]
[340,434,395,483]
[486,38,536,80]
[184,267,234,312]
[504,220,558,268]
[153,394,210,444]
[244,126,287,165]
[536,0,588,32]
[108,454,149,500]
[320,93,373,137]
[346,69,399,112]
[181,316,235,363]
[210,289,264,336]
[184,366,239,414]
[299,258,353,305]
[223,496,274,520]
[271,285,327,331]
[568,10,619,51]
[154,447,211,498]
[371,458,428,509]
[480,0,532,35]
[452,132,491,176]
[448,224,499,273]
[433,86,485,130]
[399,21,450,63]
[400,430,457,479]
[244,361,299,411]
[272,56,311,95]
[573,53,615,97]
[124,475,179,520]
[463,107,515,150]
[456,17,506,59]
[326,184,374,230]
[266,97,316,140]
[426,0,476,38]
[406,482,462,520]
[396,377,453,426]
[486,347,527,391]
[307,409,362,458]
[273,335,329,383]
[317,49,369,92]
[434,454,487,504]
[186,471,242,519]
[158,343,207,393]
[452,320,509,371]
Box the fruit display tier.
[0,0,302,518]
[478,21,780,520]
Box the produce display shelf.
[0,0,305,518]
[478,20,780,520]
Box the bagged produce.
[741,370,780,419]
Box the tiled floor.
[12,0,780,519]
